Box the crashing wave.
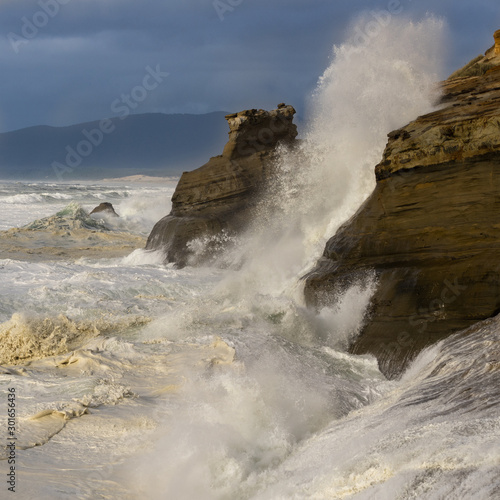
[23,202,109,231]
[0,313,150,365]
[0,202,146,262]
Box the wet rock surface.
[90,202,119,217]
[305,37,500,378]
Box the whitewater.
[1,18,500,499]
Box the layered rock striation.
[304,34,500,378]
[146,104,297,266]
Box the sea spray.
[217,16,447,299]
[117,16,449,499]
[107,188,174,236]
[120,327,387,500]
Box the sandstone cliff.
[304,33,500,378]
[146,104,297,266]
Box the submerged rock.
[146,104,297,266]
[304,32,500,378]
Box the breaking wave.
[0,313,150,365]
[3,192,74,204]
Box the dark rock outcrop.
[90,202,119,217]
[146,104,297,266]
[304,34,500,378]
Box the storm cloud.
[0,0,499,132]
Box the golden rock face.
[495,29,500,55]
[304,56,500,379]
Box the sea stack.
[146,104,297,266]
[304,32,500,378]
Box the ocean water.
[1,17,500,500]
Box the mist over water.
[305,14,446,232]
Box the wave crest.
[24,202,108,231]
[0,313,150,365]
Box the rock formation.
[304,33,500,378]
[146,104,297,266]
[90,202,119,217]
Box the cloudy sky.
[0,0,498,133]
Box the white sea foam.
[110,189,173,235]
[3,193,46,204]
[315,276,378,350]
[121,248,167,266]
[0,312,150,365]
[245,317,500,500]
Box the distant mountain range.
[0,112,230,180]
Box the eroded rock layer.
[304,42,500,378]
[146,104,297,266]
